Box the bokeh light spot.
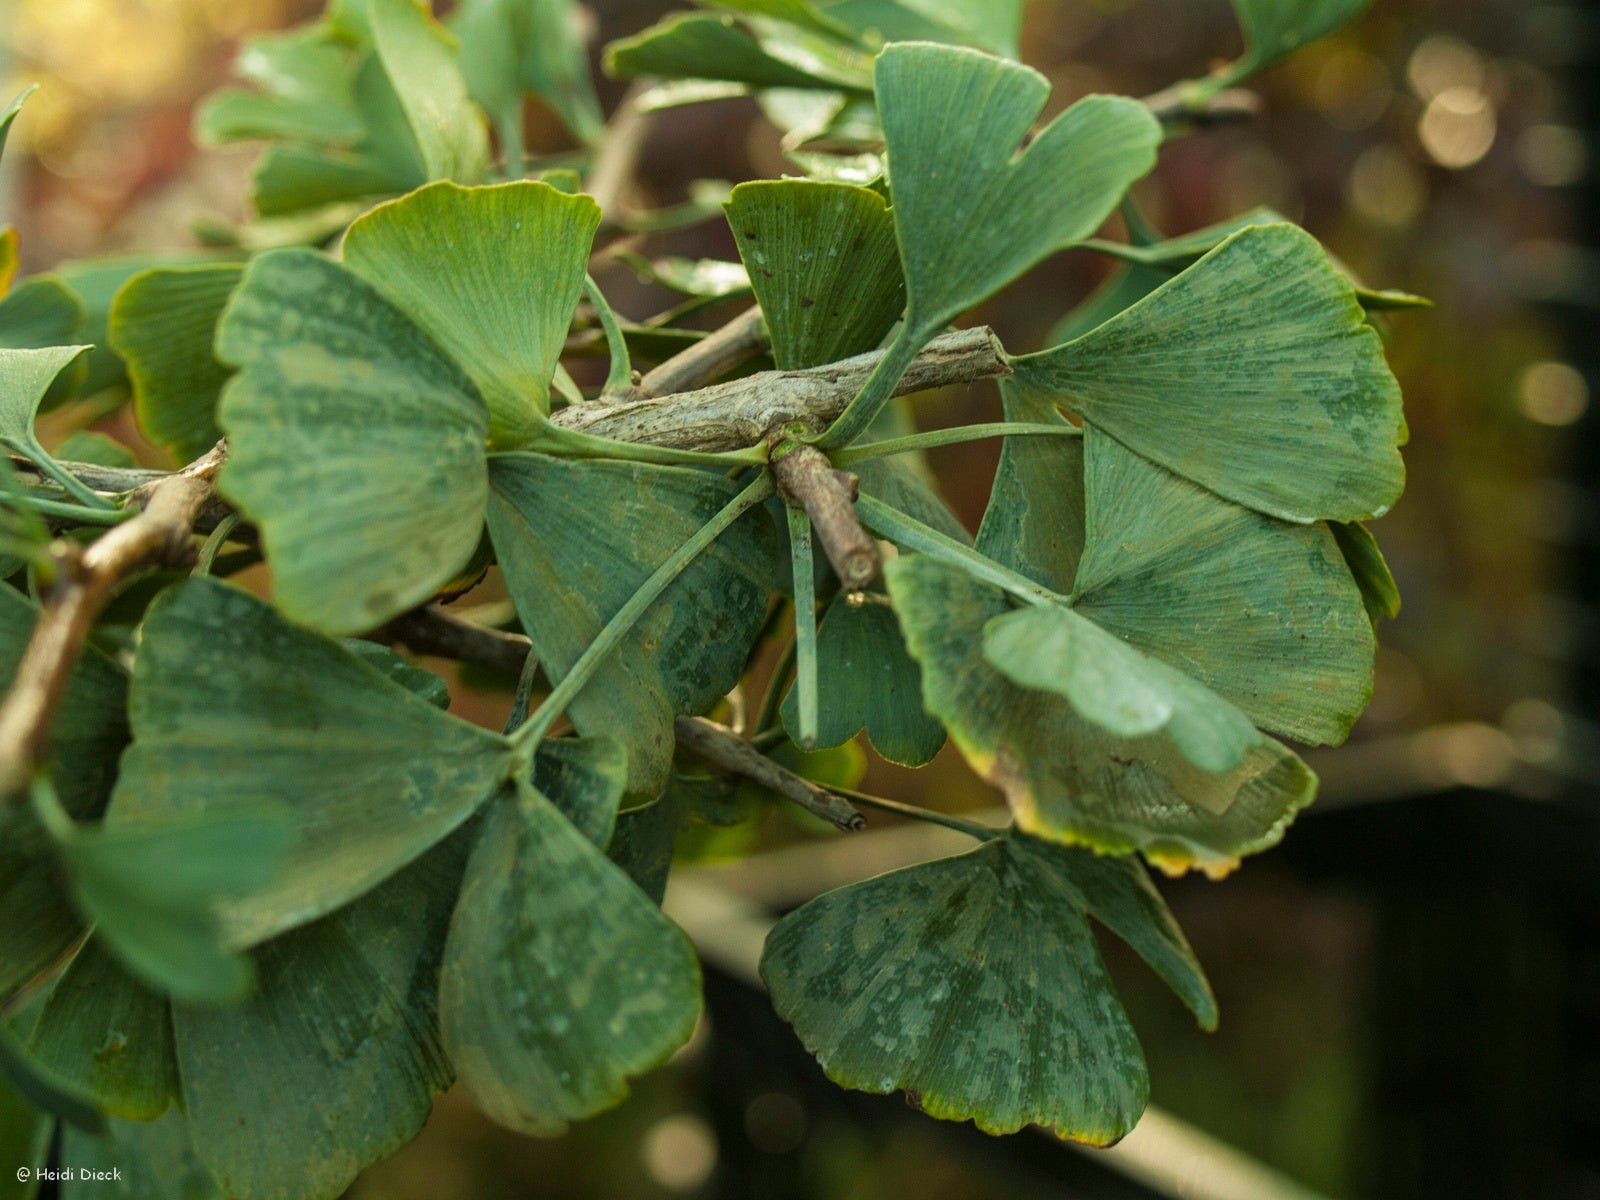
[642,1114,718,1192]
[1418,86,1497,169]
[1516,361,1590,426]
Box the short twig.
[771,438,879,591]
[367,605,532,677]
[637,306,769,398]
[0,442,228,799]
[1141,80,1263,126]
[557,325,1008,452]
[673,715,865,832]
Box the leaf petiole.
[584,273,635,397]
[824,785,999,842]
[856,496,1067,609]
[833,422,1081,467]
[786,505,819,749]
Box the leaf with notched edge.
[112,578,513,949]
[886,555,1316,878]
[439,780,700,1135]
[1014,224,1406,524]
[216,247,490,634]
[762,829,1213,1144]
[725,180,904,370]
[1071,428,1375,747]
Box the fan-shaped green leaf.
[216,248,490,633]
[781,596,944,766]
[606,14,870,91]
[886,555,1317,877]
[341,181,600,442]
[1333,520,1401,623]
[0,277,87,400]
[368,0,490,184]
[61,809,292,1004]
[762,832,1148,1143]
[822,43,1159,445]
[726,180,904,369]
[113,578,513,948]
[1064,851,1217,1030]
[28,940,177,1121]
[487,453,776,794]
[877,44,1159,341]
[975,381,1085,591]
[825,0,1027,56]
[452,0,605,144]
[0,346,89,462]
[532,736,630,848]
[982,605,1260,772]
[195,26,364,147]
[174,828,469,1200]
[110,264,242,462]
[439,781,700,1135]
[1230,0,1370,77]
[1014,224,1406,524]
[1072,428,1375,745]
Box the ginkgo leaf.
[826,0,1028,56]
[341,181,600,443]
[725,180,904,369]
[368,0,490,185]
[0,345,90,465]
[781,595,944,767]
[110,264,243,462]
[822,43,1159,445]
[61,808,292,1004]
[532,736,630,849]
[195,25,365,148]
[1071,428,1375,746]
[1229,0,1370,77]
[1014,224,1406,524]
[763,831,1171,1143]
[216,247,490,634]
[1333,520,1401,623]
[886,555,1317,877]
[605,13,871,91]
[0,276,87,406]
[174,826,471,1200]
[877,44,1160,342]
[982,605,1261,773]
[452,0,605,144]
[974,380,1085,592]
[113,578,513,948]
[487,453,777,794]
[28,939,178,1121]
[439,780,700,1135]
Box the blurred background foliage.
[3,1,1596,1197]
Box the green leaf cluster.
[0,0,1417,1188]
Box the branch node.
[770,436,879,591]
